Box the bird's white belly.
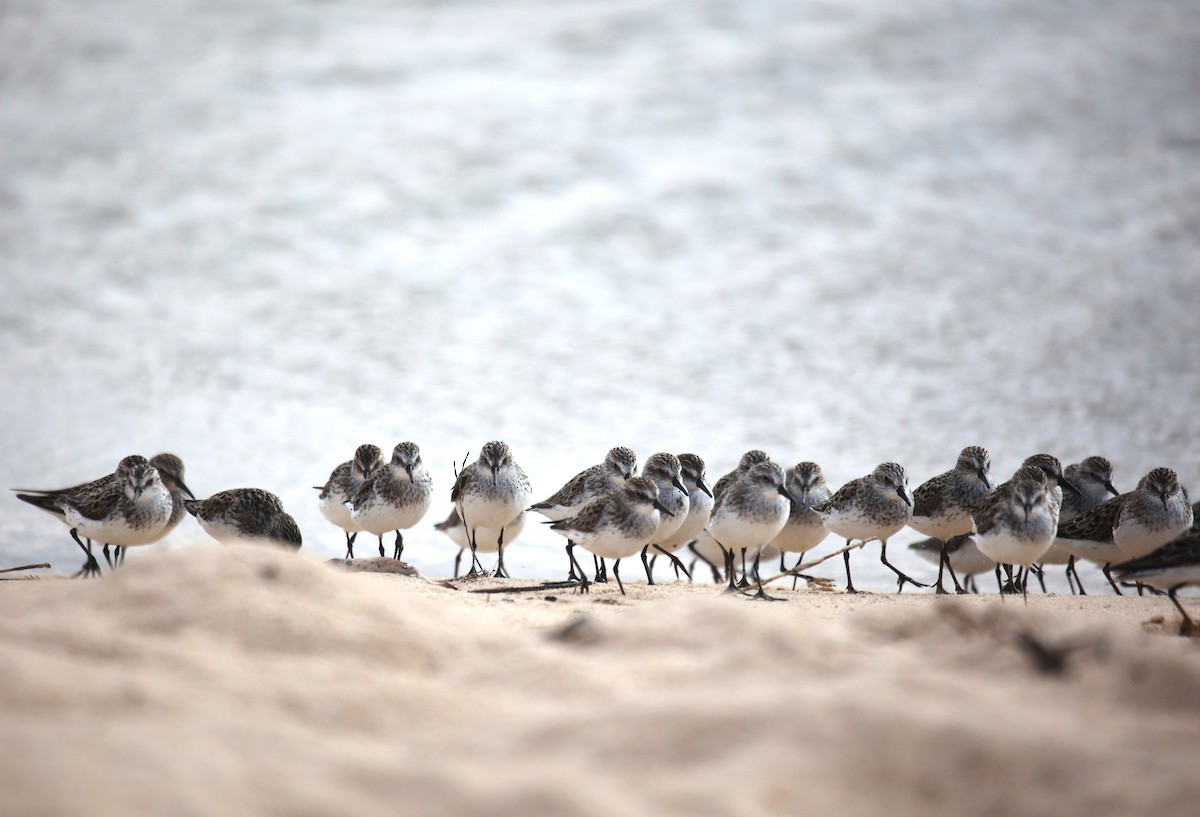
[770,517,830,553]
[458,493,524,530]
[704,514,787,554]
[976,530,1054,567]
[319,493,358,532]
[658,497,714,552]
[823,508,905,543]
[908,510,973,540]
[352,494,431,535]
[66,499,171,547]
[1115,518,1190,561]
[1053,537,1124,565]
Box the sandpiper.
[638,453,691,584]
[529,446,636,581]
[1055,468,1192,594]
[16,453,193,572]
[452,441,532,578]
[698,461,793,600]
[909,446,993,593]
[768,462,832,586]
[315,444,383,558]
[548,476,671,595]
[17,455,175,577]
[973,468,1059,600]
[349,442,433,561]
[818,462,919,593]
[185,487,302,549]
[655,453,714,580]
[1113,504,1200,634]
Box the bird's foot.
[747,587,784,602]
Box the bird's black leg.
[735,547,751,587]
[392,531,404,561]
[453,548,463,578]
[464,528,483,577]
[70,529,101,578]
[102,544,114,570]
[1067,556,1087,595]
[994,564,1005,596]
[946,552,967,594]
[345,531,356,560]
[880,539,929,592]
[749,548,782,602]
[378,534,386,559]
[1102,562,1123,595]
[613,558,626,596]
[594,555,607,583]
[934,542,949,595]
[1168,586,1196,636]
[843,542,857,594]
[1027,563,1047,594]
[999,563,1020,595]
[494,527,508,578]
[641,544,655,586]
[654,545,691,581]
[721,545,739,595]
[566,541,580,581]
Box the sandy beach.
[2,545,1198,816]
[4,0,1199,811]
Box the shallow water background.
[2,0,1198,590]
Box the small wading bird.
[452,441,533,578]
[315,444,384,559]
[15,455,178,577]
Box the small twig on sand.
[468,580,582,595]
[754,541,869,589]
[0,563,52,581]
[1,563,51,574]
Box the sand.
[2,545,1198,816]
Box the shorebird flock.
[12,442,1200,633]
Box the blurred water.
[2,0,1198,591]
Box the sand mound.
[1,545,1198,816]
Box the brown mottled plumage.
[711,450,770,504]
[16,455,176,575]
[549,476,669,595]
[1055,468,1192,594]
[185,488,302,549]
[818,462,919,593]
[452,441,532,578]
[316,444,384,558]
[1114,503,1200,633]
